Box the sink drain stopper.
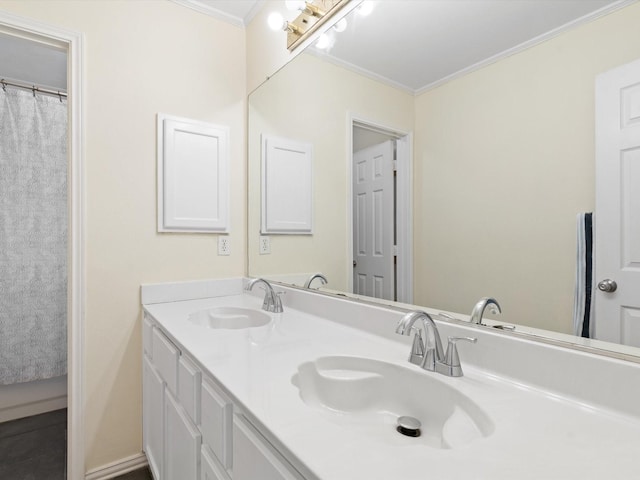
[396,415,421,437]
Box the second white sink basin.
[292,355,494,449]
[188,307,270,329]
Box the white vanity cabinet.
[143,314,201,480]
[233,415,305,480]
[143,313,307,480]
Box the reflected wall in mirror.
[248,0,640,354]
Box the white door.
[594,58,640,346]
[352,140,395,300]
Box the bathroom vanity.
[141,278,640,480]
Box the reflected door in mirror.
[353,140,394,300]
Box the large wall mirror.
[248,0,640,358]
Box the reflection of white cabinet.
[143,315,307,480]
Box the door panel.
[595,59,640,346]
[352,140,394,300]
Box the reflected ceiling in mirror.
[247,0,640,359]
[309,0,621,93]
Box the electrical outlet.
[259,235,270,255]
[218,236,231,256]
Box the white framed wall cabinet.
[157,114,230,232]
[261,135,313,234]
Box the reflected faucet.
[469,297,501,325]
[396,310,476,377]
[246,278,284,313]
[303,272,328,289]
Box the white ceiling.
[310,0,628,94]
[0,1,631,94]
[172,0,263,26]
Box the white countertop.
[143,289,640,480]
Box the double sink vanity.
[141,277,640,480]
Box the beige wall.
[0,0,246,471]
[414,3,640,333]
[246,0,292,94]
[248,53,414,290]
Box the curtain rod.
[1,78,67,99]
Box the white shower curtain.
[0,87,68,385]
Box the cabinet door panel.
[143,315,154,358]
[201,445,230,480]
[165,389,201,480]
[201,377,232,469]
[143,356,164,480]
[152,328,179,395]
[179,355,201,425]
[233,415,304,480]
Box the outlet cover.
[259,235,270,255]
[218,236,231,256]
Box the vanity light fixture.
[268,12,301,34]
[314,16,348,50]
[333,17,348,33]
[269,0,350,52]
[315,33,331,49]
[357,0,375,16]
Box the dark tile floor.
[0,409,152,479]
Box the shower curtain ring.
[58,91,62,102]
[32,86,36,97]
[1,80,6,92]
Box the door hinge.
[393,245,398,256]
[393,160,398,172]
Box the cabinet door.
[143,356,164,480]
[201,445,230,480]
[179,355,201,426]
[165,389,202,480]
[200,377,232,469]
[233,415,304,480]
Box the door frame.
[347,113,413,303]
[0,11,85,479]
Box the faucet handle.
[271,291,285,313]
[438,336,477,377]
[408,327,425,365]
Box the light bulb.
[315,33,330,50]
[285,0,306,11]
[268,12,286,31]
[333,18,348,33]
[357,1,375,16]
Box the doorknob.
[597,279,617,293]
[353,260,357,267]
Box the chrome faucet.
[469,297,501,325]
[303,272,328,289]
[395,310,476,377]
[396,311,444,371]
[246,278,284,313]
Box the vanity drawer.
[201,445,230,480]
[142,314,153,358]
[179,355,201,425]
[201,376,233,469]
[152,328,179,395]
[233,414,304,480]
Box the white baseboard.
[0,376,68,423]
[84,453,148,480]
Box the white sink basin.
[188,307,271,329]
[292,355,494,449]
